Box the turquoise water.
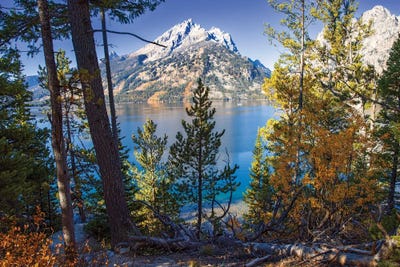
[33,101,275,202]
[116,101,275,201]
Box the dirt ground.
[82,243,253,266]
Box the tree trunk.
[101,7,118,142]
[294,0,305,185]
[388,143,399,212]
[37,0,76,258]
[66,0,135,247]
[197,140,203,240]
[298,0,305,112]
[198,172,202,239]
[65,109,86,223]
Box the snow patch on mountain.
[208,27,238,54]
[129,19,239,62]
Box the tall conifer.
[375,35,400,213]
[0,49,53,221]
[131,119,179,234]
[244,130,274,226]
[168,79,239,239]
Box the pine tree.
[0,48,53,221]
[168,79,239,239]
[313,0,375,111]
[131,119,179,235]
[2,0,166,246]
[55,49,87,223]
[265,0,317,111]
[244,130,274,226]
[374,35,400,213]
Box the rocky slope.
[102,19,270,103]
[360,5,400,73]
[316,5,400,73]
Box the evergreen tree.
[2,0,165,247]
[265,0,316,111]
[0,48,53,221]
[55,49,87,222]
[168,79,239,239]
[313,0,375,111]
[244,130,274,226]
[131,119,179,235]
[374,35,400,213]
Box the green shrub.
[84,214,110,244]
[369,212,400,240]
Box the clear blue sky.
[11,0,400,76]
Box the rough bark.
[66,0,135,247]
[37,0,76,257]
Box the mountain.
[27,6,400,103]
[102,19,271,103]
[25,75,49,103]
[316,5,400,74]
[360,5,400,73]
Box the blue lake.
[115,100,276,201]
[33,100,276,202]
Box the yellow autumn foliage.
[0,208,58,267]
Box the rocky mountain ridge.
[128,19,239,62]
[103,19,270,103]
[360,5,400,73]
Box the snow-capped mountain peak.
[208,27,238,53]
[130,19,239,62]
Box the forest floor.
[78,239,304,267]
[52,200,397,266]
[73,224,254,266]
[100,247,252,266]
[52,220,398,267]
[72,227,315,267]
[51,202,264,266]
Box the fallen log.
[244,239,397,267]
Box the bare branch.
[245,255,271,267]
[92,29,167,48]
